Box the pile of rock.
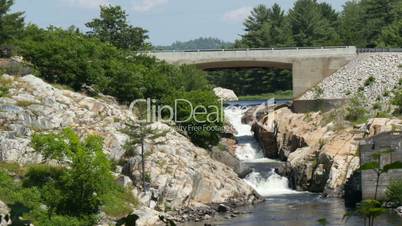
[299,53,402,106]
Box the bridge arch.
[148,47,357,98]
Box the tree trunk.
[141,139,146,192]
[374,172,380,200]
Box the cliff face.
[252,107,362,197]
[0,74,257,223]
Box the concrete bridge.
[148,46,357,98]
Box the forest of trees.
[207,68,292,96]
[157,37,233,50]
[235,0,402,48]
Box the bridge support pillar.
[292,57,352,98]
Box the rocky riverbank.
[249,105,402,197]
[0,74,259,225]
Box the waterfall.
[225,106,298,197]
[244,170,298,196]
[224,106,265,161]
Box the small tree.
[360,149,402,200]
[346,149,402,226]
[344,199,387,226]
[86,5,149,50]
[32,128,115,217]
[345,92,368,124]
[123,105,168,192]
[0,0,24,44]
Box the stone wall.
[360,131,402,200]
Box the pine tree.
[123,105,168,192]
[0,0,24,44]
[86,5,150,50]
[242,5,270,47]
[241,4,292,47]
[339,0,367,47]
[288,0,338,47]
[361,0,402,47]
[377,20,402,47]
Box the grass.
[102,185,139,218]
[0,162,27,177]
[238,90,293,100]
[0,76,12,98]
[16,100,35,107]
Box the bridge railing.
[146,46,353,53]
[357,48,402,53]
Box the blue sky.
[13,0,348,45]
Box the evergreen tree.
[123,105,168,192]
[86,5,149,50]
[241,4,292,47]
[361,0,402,47]
[242,5,270,47]
[339,0,367,46]
[0,0,24,44]
[288,0,338,46]
[376,20,402,47]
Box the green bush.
[0,76,12,97]
[345,93,368,123]
[23,164,65,188]
[386,180,402,205]
[391,87,402,115]
[102,185,138,218]
[364,76,376,86]
[3,61,33,75]
[164,90,223,148]
[0,128,139,224]
[0,44,17,58]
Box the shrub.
[391,87,402,115]
[163,90,224,148]
[0,76,12,97]
[23,164,64,188]
[364,76,375,86]
[102,185,138,218]
[386,180,402,205]
[30,129,136,221]
[0,44,17,58]
[345,93,368,123]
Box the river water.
[193,105,401,226]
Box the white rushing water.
[224,107,265,161]
[244,170,298,196]
[225,106,298,197]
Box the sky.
[13,0,348,46]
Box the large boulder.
[213,87,238,101]
[0,201,11,226]
[252,107,362,196]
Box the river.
[186,104,401,226]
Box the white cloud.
[223,6,252,23]
[63,0,109,9]
[132,0,168,12]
